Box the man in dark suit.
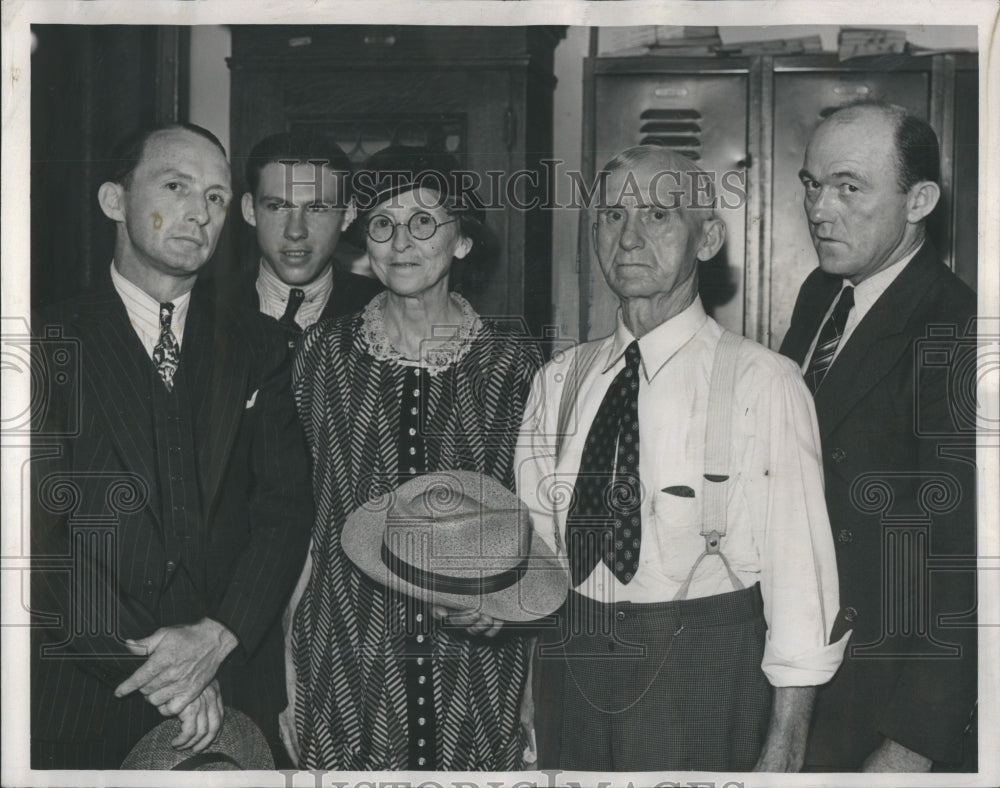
[238,131,382,344]
[781,102,977,771]
[30,122,313,768]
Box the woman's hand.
[431,605,504,637]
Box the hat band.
[381,540,529,596]
[171,752,241,770]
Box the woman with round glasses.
[285,146,542,770]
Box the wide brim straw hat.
[120,707,274,771]
[342,471,568,622]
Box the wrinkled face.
[800,112,913,283]
[115,128,232,279]
[365,188,471,298]
[241,162,350,286]
[593,158,713,302]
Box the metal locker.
[589,71,750,340]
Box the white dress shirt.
[516,298,848,686]
[256,260,333,330]
[802,247,917,371]
[109,261,191,358]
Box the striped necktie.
[805,286,854,394]
[152,302,180,392]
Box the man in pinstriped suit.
[30,123,313,768]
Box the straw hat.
[120,707,274,771]
[342,471,568,621]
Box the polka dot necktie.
[804,286,854,394]
[566,340,643,586]
[152,301,179,392]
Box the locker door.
[590,73,749,339]
[769,70,929,349]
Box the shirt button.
[844,606,859,623]
[831,448,847,463]
[837,529,853,544]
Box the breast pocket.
[650,480,706,581]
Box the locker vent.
[639,109,702,161]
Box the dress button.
[418,717,426,726]
[844,606,859,623]
[412,388,420,397]
[416,613,423,623]
[831,448,847,463]
[410,406,418,416]
[416,657,424,665]
[418,675,427,684]
[409,467,417,474]
[409,427,417,436]
[615,610,626,622]
[416,634,424,643]
[417,696,425,705]
[838,529,853,544]
[418,757,426,766]
[409,447,417,456]
[418,738,426,747]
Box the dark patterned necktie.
[279,288,306,333]
[566,340,643,586]
[152,302,179,392]
[805,286,854,394]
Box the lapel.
[72,284,164,527]
[185,285,251,515]
[781,270,841,366]
[813,244,942,438]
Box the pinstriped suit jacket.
[30,278,313,759]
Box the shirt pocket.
[650,480,707,582]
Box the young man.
[240,131,382,344]
[782,102,977,772]
[31,123,313,768]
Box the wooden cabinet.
[228,25,565,338]
[583,53,978,348]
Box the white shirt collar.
[848,244,920,312]
[109,261,191,352]
[256,259,334,326]
[604,297,708,382]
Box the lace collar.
[359,291,482,376]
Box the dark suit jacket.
[780,243,977,769]
[30,278,313,766]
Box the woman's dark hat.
[120,707,274,771]
[342,471,568,622]
[353,144,486,225]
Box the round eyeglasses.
[365,211,458,243]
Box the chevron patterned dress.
[290,295,542,770]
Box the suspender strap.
[556,341,605,460]
[675,330,746,601]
